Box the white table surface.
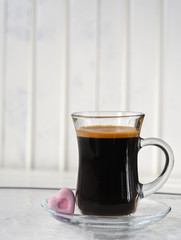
[0,170,181,240]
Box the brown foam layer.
[76,125,140,138]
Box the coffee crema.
[76,125,140,138]
[76,125,140,216]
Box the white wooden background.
[0,0,181,190]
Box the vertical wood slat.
[95,0,101,111]
[153,0,165,173]
[121,0,130,110]
[162,0,181,178]
[58,0,69,171]
[26,0,36,169]
[27,0,68,170]
[4,0,29,168]
[34,0,65,170]
[0,0,6,167]
[153,0,164,139]
[128,0,161,177]
[97,0,124,110]
[98,0,125,110]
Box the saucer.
[41,190,171,230]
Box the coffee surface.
[76,125,139,138]
[76,125,140,216]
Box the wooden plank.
[98,0,128,110]
[26,0,36,170]
[3,0,30,168]
[67,0,97,170]
[0,0,6,167]
[57,0,69,171]
[128,0,162,178]
[33,0,65,169]
[162,0,181,179]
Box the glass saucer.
[41,191,171,230]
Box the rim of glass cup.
[71,111,145,119]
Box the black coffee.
[76,125,140,216]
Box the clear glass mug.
[72,111,174,216]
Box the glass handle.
[139,137,174,198]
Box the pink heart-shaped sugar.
[48,188,75,214]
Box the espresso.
[76,125,140,216]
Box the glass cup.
[72,111,174,216]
